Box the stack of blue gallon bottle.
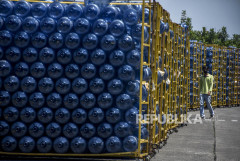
[0,0,151,154]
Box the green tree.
[217,26,229,46]
[206,28,216,44]
[232,34,240,48]
[186,17,193,31]
[181,10,187,24]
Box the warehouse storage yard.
[0,0,239,161]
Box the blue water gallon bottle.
[48,2,64,19]
[107,79,124,95]
[4,75,20,93]
[164,22,169,32]
[3,106,19,123]
[40,17,56,34]
[66,4,83,20]
[118,34,134,52]
[23,47,38,63]
[92,19,108,36]
[14,64,28,80]
[65,32,80,50]
[88,107,104,124]
[73,48,88,64]
[131,24,148,42]
[55,78,71,94]
[106,136,122,153]
[29,122,44,138]
[37,136,52,153]
[63,122,79,139]
[126,50,141,69]
[74,18,90,35]
[80,63,96,80]
[84,4,100,21]
[37,107,53,124]
[31,32,47,48]
[14,1,31,17]
[114,122,130,138]
[20,107,36,124]
[89,78,105,94]
[38,77,54,94]
[71,78,88,94]
[0,121,9,136]
[101,6,119,23]
[49,32,64,49]
[82,33,99,50]
[70,137,86,154]
[90,49,106,66]
[53,137,69,153]
[109,20,125,37]
[116,94,132,110]
[80,123,96,139]
[29,92,45,109]
[46,92,62,109]
[99,64,115,80]
[123,136,138,152]
[88,137,104,154]
[100,34,117,52]
[39,47,55,64]
[80,92,96,109]
[5,15,22,32]
[143,66,152,81]
[57,17,73,34]
[118,65,135,82]
[0,91,10,107]
[0,60,11,77]
[11,122,27,138]
[63,93,79,110]
[0,0,13,17]
[65,64,80,79]
[160,20,165,34]
[106,107,121,124]
[72,108,87,124]
[31,2,47,19]
[97,123,113,139]
[46,122,61,138]
[97,92,113,109]
[14,31,30,48]
[47,63,63,79]
[19,136,35,153]
[55,108,70,124]
[0,17,4,30]
[0,30,12,47]
[123,9,139,26]
[1,136,17,152]
[5,46,21,63]
[125,107,139,125]
[11,91,28,108]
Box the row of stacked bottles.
[189,41,240,110]
[0,0,153,157]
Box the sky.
[157,0,240,37]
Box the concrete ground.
[152,106,240,161]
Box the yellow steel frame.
[233,48,238,105]
[184,27,190,119]
[1,0,153,159]
[192,42,198,109]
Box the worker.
[199,66,214,119]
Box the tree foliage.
[180,10,240,48]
